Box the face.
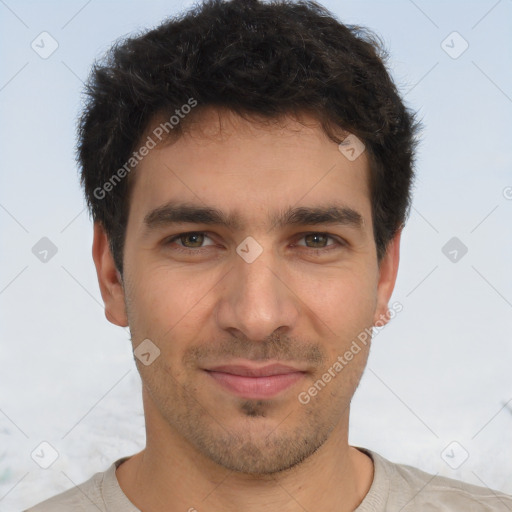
[95,108,400,476]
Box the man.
[27,0,512,510]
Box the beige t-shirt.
[25,446,512,511]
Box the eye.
[164,232,216,253]
[163,231,345,255]
[293,232,344,251]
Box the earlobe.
[92,222,129,327]
[373,228,401,327]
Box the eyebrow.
[143,201,365,234]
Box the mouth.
[203,362,307,399]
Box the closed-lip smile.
[203,361,307,399]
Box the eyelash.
[163,232,345,255]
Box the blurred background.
[0,0,511,509]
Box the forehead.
[126,108,372,231]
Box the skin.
[93,108,401,511]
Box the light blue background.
[1,0,511,509]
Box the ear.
[92,222,129,327]
[373,227,402,327]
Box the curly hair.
[77,0,421,274]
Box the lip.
[204,362,307,399]
[206,363,305,377]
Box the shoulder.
[361,447,512,511]
[392,458,512,510]
[24,462,116,512]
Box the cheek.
[300,272,377,378]
[126,264,219,342]
[297,265,377,326]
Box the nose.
[215,242,300,342]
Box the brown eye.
[164,232,216,252]
[178,233,206,248]
[304,233,329,248]
[294,233,343,250]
